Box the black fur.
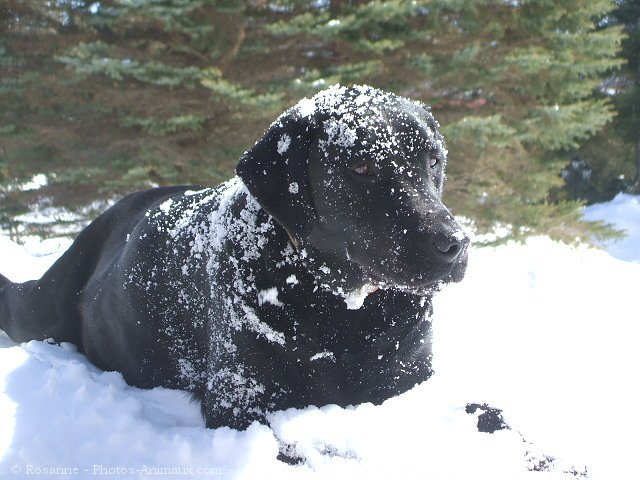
[0,86,469,429]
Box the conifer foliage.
[0,1,625,242]
[609,0,640,191]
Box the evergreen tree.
[563,0,640,204]
[1,0,280,238]
[610,0,640,191]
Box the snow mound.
[0,333,584,480]
[433,236,640,480]
[0,236,70,283]
[0,337,282,478]
[582,193,640,262]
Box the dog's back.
[0,185,197,346]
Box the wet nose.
[432,230,469,262]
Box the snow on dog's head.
[237,85,469,299]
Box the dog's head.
[237,85,469,299]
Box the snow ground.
[582,193,640,263]
[1,194,639,479]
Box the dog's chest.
[126,179,433,414]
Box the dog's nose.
[432,230,469,262]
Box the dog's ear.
[236,111,317,243]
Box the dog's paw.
[276,440,305,465]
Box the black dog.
[0,85,469,429]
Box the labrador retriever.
[0,85,469,429]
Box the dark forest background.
[1,0,639,244]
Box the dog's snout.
[416,206,470,263]
[431,230,469,262]
[433,237,461,258]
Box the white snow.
[277,134,291,155]
[342,284,377,310]
[582,193,640,262]
[1,194,639,479]
[159,198,173,213]
[323,117,358,148]
[6,199,114,242]
[0,173,48,193]
[19,173,48,192]
[309,351,335,362]
[257,288,283,307]
[0,237,70,283]
[240,306,286,346]
[297,98,316,118]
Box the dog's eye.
[429,157,439,168]
[352,162,372,175]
